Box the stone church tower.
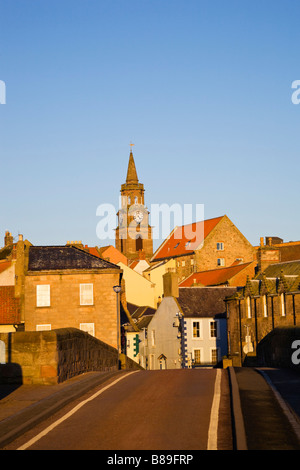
[115,149,153,261]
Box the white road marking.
[17,370,140,450]
[207,368,222,450]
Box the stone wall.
[227,292,300,366]
[0,328,140,385]
[256,327,300,370]
[196,215,255,272]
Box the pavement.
[0,366,300,450]
[233,367,300,450]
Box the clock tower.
[115,149,153,261]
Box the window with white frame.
[216,242,224,251]
[193,349,201,364]
[217,258,225,266]
[36,285,50,307]
[211,348,219,364]
[193,321,200,338]
[210,321,218,338]
[36,324,51,331]
[80,284,94,306]
[80,323,95,337]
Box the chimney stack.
[4,231,13,246]
[163,269,179,298]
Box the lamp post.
[113,285,122,367]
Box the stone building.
[0,232,31,332]
[115,150,153,261]
[151,214,256,282]
[24,245,122,349]
[256,236,300,272]
[137,270,236,370]
[226,260,300,366]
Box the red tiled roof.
[152,216,224,261]
[129,260,139,270]
[0,286,21,324]
[179,262,252,287]
[88,247,101,258]
[97,245,128,266]
[0,261,12,274]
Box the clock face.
[134,210,144,223]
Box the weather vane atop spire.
[130,142,134,153]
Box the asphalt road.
[4,369,233,451]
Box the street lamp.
[113,285,122,366]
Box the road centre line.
[17,370,140,451]
[207,368,222,450]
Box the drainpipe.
[293,295,296,326]
[238,300,243,366]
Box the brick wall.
[0,286,20,324]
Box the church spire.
[126,149,139,185]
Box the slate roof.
[27,246,121,271]
[257,260,300,279]
[232,260,300,298]
[177,286,238,319]
[123,302,156,331]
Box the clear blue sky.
[0,0,299,251]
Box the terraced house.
[226,260,300,366]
